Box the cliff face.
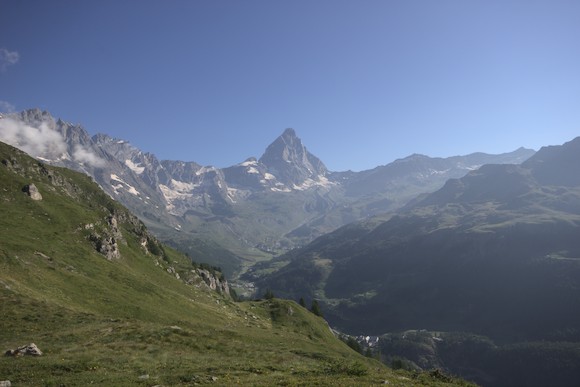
[196,269,230,296]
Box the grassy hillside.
[0,142,470,386]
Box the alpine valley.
[252,136,580,386]
[0,109,533,281]
[3,109,580,386]
[0,125,469,386]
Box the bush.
[323,360,368,376]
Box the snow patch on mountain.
[271,187,292,192]
[240,160,258,167]
[464,164,482,171]
[111,174,124,183]
[159,183,194,214]
[227,187,238,203]
[125,159,145,174]
[159,183,194,201]
[110,174,140,196]
[169,178,197,192]
[157,178,207,214]
[292,176,335,191]
[127,186,140,196]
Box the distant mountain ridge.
[0,108,535,276]
[252,136,580,340]
[247,136,580,387]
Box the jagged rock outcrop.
[4,343,42,357]
[90,232,120,260]
[88,214,124,260]
[22,183,42,200]
[196,269,230,296]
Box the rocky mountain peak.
[259,128,327,187]
[281,127,297,138]
[18,108,55,126]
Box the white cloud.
[0,117,67,158]
[0,48,19,71]
[0,116,107,168]
[0,101,15,113]
[73,145,106,167]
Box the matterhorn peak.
[281,128,297,137]
[259,128,327,187]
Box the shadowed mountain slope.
[253,137,580,340]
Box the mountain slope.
[250,137,580,385]
[0,109,534,278]
[254,137,580,340]
[0,141,472,386]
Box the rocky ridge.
[0,109,535,275]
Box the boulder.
[4,343,43,357]
[22,183,42,200]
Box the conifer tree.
[310,299,322,317]
[264,289,275,300]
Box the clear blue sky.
[1,0,579,171]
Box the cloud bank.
[0,117,67,158]
[0,48,19,71]
[73,145,106,167]
[0,116,106,167]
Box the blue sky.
[1,0,579,171]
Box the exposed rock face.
[107,215,124,242]
[88,215,123,260]
[22,183,42,200]
[197,269,230,296]
[4,343,42,357]
[92,234,120,260]
[0,380,11,387]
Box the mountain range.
[252,136,580,335]
[0,139,470,386]
[2,108,578,386]
[250,136,580,385]
[0,109,534,279]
